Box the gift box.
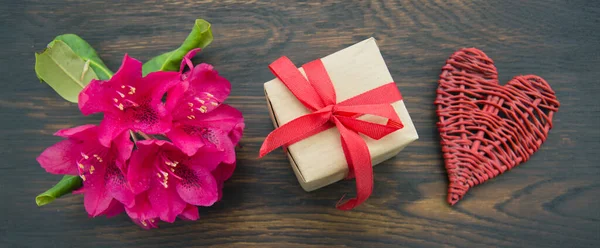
[263,37,418,193]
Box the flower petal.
[128,103,172,135]
[113,130,134,165]
[96,199,125,218]
[165,80,189,112]
[210,129,236,164]
[178,204,200,221]
[37,140,78,175]
[127,141,160,194]
[187,149,227,172]
[175,166,218,206]
[54,124,97,139]
[98,113,128,148]
[125,193,159,228]
[131,218,159,229]
[188,63,231,106]
[144,70,180,104]
[213,161,236,183]
[83,177,113,217]
[105,163,135,208]
[229,122,245,146]
[189,104,244,133]
[78,79,111,116]
[111,54,143,92]
[148,181,187,223]
[166,124,205,156]
[212,161,236,202]
[167,104,243,158]
[72,187,85,195]
[199,128,237,164]
[179,48,201,73]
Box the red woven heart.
[435,48,560,205]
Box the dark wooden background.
[1,0,598,247]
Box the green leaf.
[142,19,213,75]
[50,34,113,80]
[36,175,83,207]
[35,40,98,103]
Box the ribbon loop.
[269,56,325,111]
[261,56,404,210]
[304,59,337,106]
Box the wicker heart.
[435,48,560,205]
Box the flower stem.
[35,175,83,206]
[129,130,139,143]
[91,60,113,79]
[137,131,154,140]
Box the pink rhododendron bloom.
[165,49,244,158]
[36,125,135,217]
[37,48,244,230]
[78,55,179,147]
[126,140,224,226]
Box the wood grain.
[1,0,598,247]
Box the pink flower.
[165,49,244,158]
[78,55,179,147]
[36,125,135,217]
[126,140,223,225]
[38,49,244,229]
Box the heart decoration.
[435,48,560,205]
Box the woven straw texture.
[435,48,560,205]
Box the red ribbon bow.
[260,56,404,210]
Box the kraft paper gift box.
[264,37,419,192]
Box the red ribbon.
[259,56,404,210]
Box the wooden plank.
[0,0,598,247]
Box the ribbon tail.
[332,117,373,211]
